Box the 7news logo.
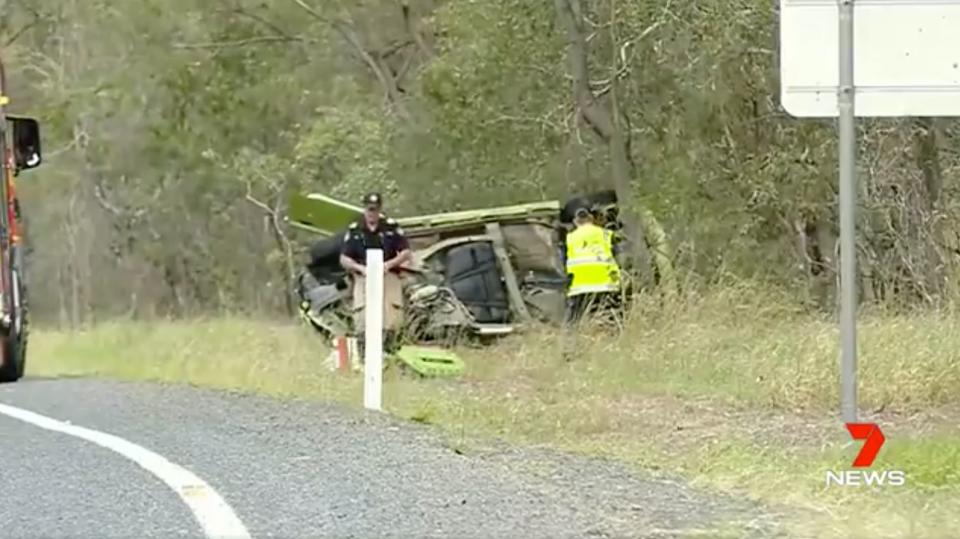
[825,422,906,487]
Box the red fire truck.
[0,57,42,382]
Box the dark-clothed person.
[339,193,412,351]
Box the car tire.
[309,233,344,264]
[307,230,348,285]
[560,189,618,223]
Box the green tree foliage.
[2,0,958,325]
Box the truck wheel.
[0,332,24,382]
[0,269,27,383]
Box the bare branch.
[289,0,412,119]
[229,4,297,39]
[381,39,414,58]
[3,0,52,46]
[399,0,434,58]
[173,35,314,50]
[582,14,605,28]
[4,18,40,47]
[485,114,565,132]
[243,174,297,315]
[244,179,275,216]
[289,0,327,22]
[555,0,662,282]
[93,183,124,217]
[395,47,416,85]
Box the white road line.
[0,403,252,539]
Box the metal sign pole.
[838,0,858,423]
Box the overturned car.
[287,190,623,346]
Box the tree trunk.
[914,118,942,209]
[913,117,946,299]
[554,0,653,281]
[813,220,838,311]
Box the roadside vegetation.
[30,282,960,539]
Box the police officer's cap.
[362,192,383,208]
[574,207,592,219]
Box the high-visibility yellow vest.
[565,223,620,297]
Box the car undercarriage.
[287,189,624,349]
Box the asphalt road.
[0,378,781,538]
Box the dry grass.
[27,284,960,539]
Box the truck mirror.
[10,117,40,172]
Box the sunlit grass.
[27,283,960,538]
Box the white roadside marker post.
[363,248,384,412]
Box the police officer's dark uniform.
[339,193,410,353]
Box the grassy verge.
[28,285,960,539]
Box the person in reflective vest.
[563,206,622,332]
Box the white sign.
[780,0,960,117]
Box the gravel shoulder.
[1,378,782,538]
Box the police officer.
[562,206,622,359]
[339,192,412,353]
